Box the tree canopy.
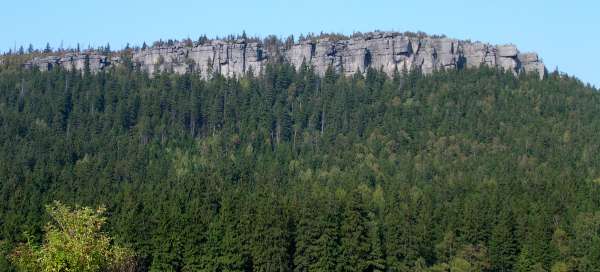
[0,56,599,271]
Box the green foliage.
[0,60,599,271]
[339,188,372,271]
[9,201,135,272]
[489,211,517,271]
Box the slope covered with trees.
[0,55,599,271]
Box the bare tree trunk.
[293,128,297,150]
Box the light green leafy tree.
[10,201,136,272]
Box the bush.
[10,201,136,272]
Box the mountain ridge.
[23,31,546,79]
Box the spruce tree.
[340,188,371,271]
[489,210,517,271]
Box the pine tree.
[44,42,52,53]
[489,210,517,271]
[199,219,222,271]
[293,198,320,272]
[251,195,291,272]
[515,246,535,272]
[313,211,341,272]
[218,197,249,272]
[367,212,386,272]
[339,188,371,271]
[384,193,416,271]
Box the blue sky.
[2,0,598,87]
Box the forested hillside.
[0,56,599,271]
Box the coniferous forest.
[0,52,600,271]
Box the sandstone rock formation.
[25,31,546,79]
[24,53,119,73]
[132,40,267,77]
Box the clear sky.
[2,0,598,87]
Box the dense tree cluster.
[0,57,599,271]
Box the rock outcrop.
[132,40,267,77]
[25,53,120,73]
[25,31,546,79]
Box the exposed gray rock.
[308,39,339,75]
[432,38,458,69]
[493,44,521,74]
[25,31,546,79]
[519,52,546,78]
[461,42,495,68]
[285,40,315,70]
[25,53,116,73]
[131,40,266,78]
[497,44,518,57]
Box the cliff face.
[25,31,546,78]
[24,53,120,73]
[132,40,267,77]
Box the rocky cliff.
[24,53,121,73]
[25,31,546,78]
